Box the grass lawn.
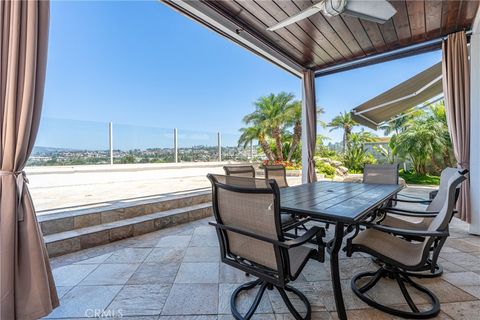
[399,170,440,185]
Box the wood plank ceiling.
[203,0,479,71]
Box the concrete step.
[44,202,212,257]
[38,189,211,236]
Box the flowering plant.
[261,160,301,170]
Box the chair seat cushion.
[353,228,425,267]
[381,215,432,230]
[288,245,314,278]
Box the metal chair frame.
[208,174,325,320]
[345,171,467,319]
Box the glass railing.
[28,117,259,166]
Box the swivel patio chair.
[223,165,256,178]
[375,167,466,277]
[346,170,467,319]
[264,165,309,233]
[207,174,325,320]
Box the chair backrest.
[427,167,464,212]
[223,165,255,178]
[264,165,289,188]
[428,170,467,233]
[363,164,399,185]
[207,174,288,278]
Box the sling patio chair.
[207,174,325,320]
[223,165,256,178]
[363,163,400,207]
[345,170,467,319]
[264,164,310,233]
[374,167,467,278]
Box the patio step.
[44,202,212,257]
[38,189,211,236]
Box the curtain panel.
[302,70,317,183]
[442,31,471,223]
[0,1,58,319]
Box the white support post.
[218,132,222,162]
[109,122,113,165]
[250,141,254,162]
[301,74,308,184]
[469,15,480,234]
[174,128,178,163]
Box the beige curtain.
[302,70,317,183]
[442,31,471,223]
[0,1,58,319]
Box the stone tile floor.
[44,188,480,320]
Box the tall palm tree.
[327,111,357,153]
[283,104,325,162]
[238,125,275,161]
[242,92,296,161]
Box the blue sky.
[37,0,441,150]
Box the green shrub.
[316,162,336,178]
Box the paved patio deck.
[44,188,480,320]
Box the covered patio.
[2,1,480,320]
[45,187,480,319]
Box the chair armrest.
[283,226,325,248]
[395,198,432,204]
[364,222,449,238]
[379,207,439,217]
[209,222,325,249]
[209,221,284,246]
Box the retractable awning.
[351,62,443,129]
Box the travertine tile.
[127,262,180,284]
[46,285,122,318]
[80,263,140,285]
[53,264,98,286]
[106,284,171,316]
[104,247,152,264]
[183,246,220,262]
[441,300,480,320]
[175,262,219,284]
[145,248,186,264]
[161,283,219,315]
[156,235,192,248]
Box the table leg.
[329,222,347,320]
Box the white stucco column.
[469,15,480,234]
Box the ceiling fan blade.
[267,3,323,31]
[342,0,397,24]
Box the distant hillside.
[32,146,81,154]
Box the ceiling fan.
[267,0,397,31]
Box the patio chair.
[363,164,400,207]
[264,165,309,233]
[374,167,466,277]
[346,170,467,319]
[223,165,256,178]
[363,164,400,185]
[207,174,325,320]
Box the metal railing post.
[109,122,113,165]
[217,132,222,162]
[174,128,178,163]
[250,141,254,162]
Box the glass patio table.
[280,181,403,320]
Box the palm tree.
[327,111,357,153]
[242,92,296,161]
[238,125,275,161]
[283,102,325,162]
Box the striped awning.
[351,62,443,129]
